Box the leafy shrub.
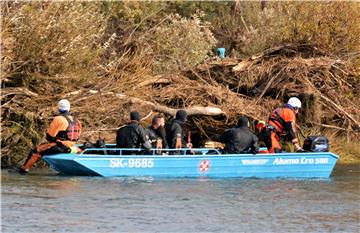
[138,13,217,74]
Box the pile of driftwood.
[185,44,360,132]
[1,44,359,166]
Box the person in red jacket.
[19,99,82,173]
[266,97,304,153]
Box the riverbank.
[320,134,359,164]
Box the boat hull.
[42,152,339,178]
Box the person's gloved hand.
[294,143,304,153]
[186,143,193,149]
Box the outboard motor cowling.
[302,136,329,152]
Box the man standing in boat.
[220,116,259,154]
[166,110,192,152]
[19,99,82,173]
[265,97,304,153]
[146,115,169,150]
[116,111,151,154]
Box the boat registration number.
[109,158,154,168]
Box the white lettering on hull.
[273,158,300,165]
[242,159,269,165]
[273,157,329,165]
[110,158,154,168]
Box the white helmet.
[287,97,301,109]
[58,99,70,112]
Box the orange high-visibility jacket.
[268,107,297,141]
[47,115,82,147]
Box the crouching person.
[19,99,82,174]
[220,116,259,154]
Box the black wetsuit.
[116,121,151,150]
[220,126,259,154]
[146,126,169,149]
[166,120,186,149]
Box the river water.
[1,164,359,233]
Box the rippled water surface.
[2,164,359,233]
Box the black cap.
[130,111,141,121]
[237,116,249,127]
[175,110,187,123]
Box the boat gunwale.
[77,144,339,159]
[50,150,340,160]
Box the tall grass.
[2,2,106,90]
[207,2,360,63]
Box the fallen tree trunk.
[67,90,225,117]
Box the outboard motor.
[302,136,329,152]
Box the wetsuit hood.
[175,110,187,123]
[130,111,141,122]
[237,116,249,127]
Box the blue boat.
[42,147,339,178]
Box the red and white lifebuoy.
[199,160,210,172]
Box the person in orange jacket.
[254,119,271,153]
[19,99,82,174]
[266,97,304,153]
